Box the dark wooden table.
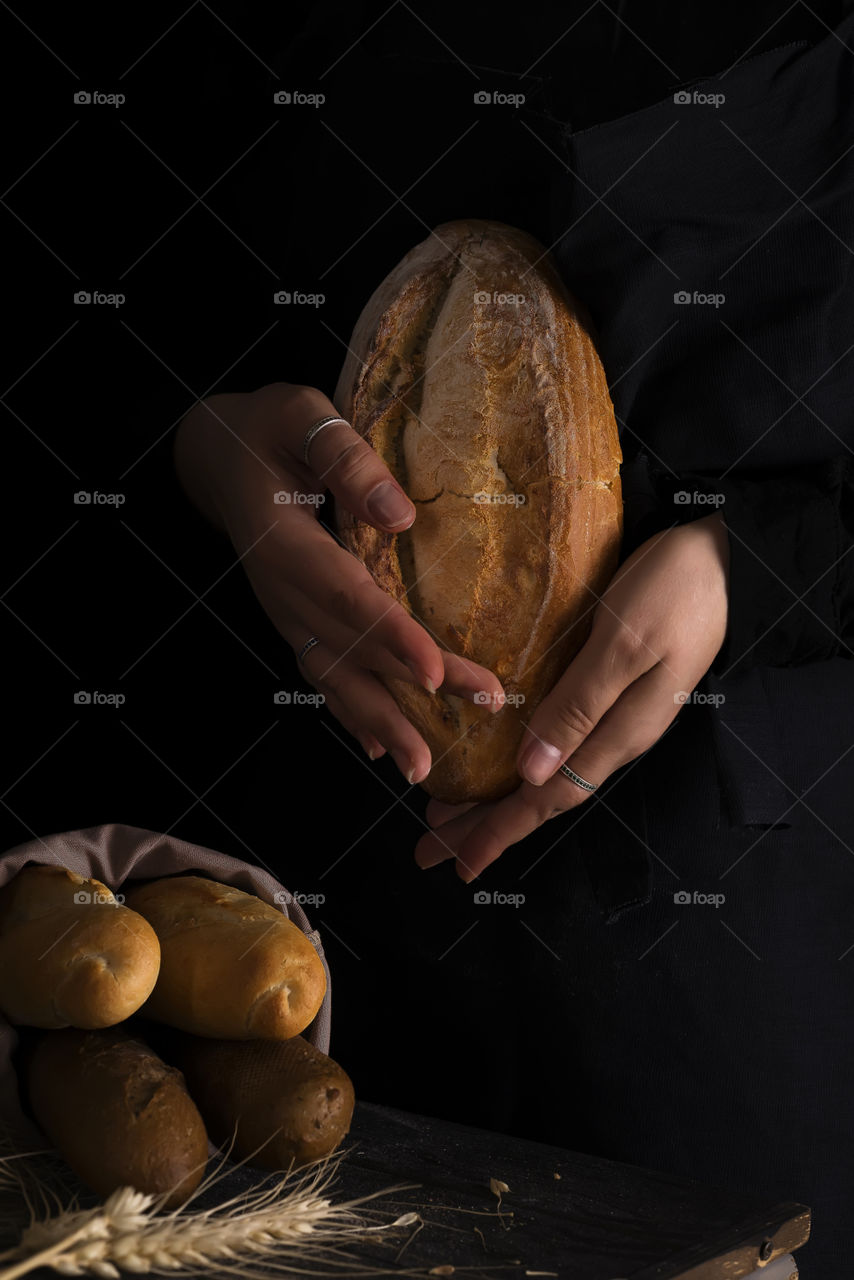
[198,1101,810,1279]
[4,1100,810,1279]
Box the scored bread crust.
[334,219,623,804]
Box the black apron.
[237,15,854,1278]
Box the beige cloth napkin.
[0,823,332,1148]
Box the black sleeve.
[547,10,854,679]
[622,456,854,675]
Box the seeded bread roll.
[26,1027,209,1207]
[170,1033,355,1170]
[334,218,623,803]
[124,875,327,1040]
[0,864,160,1029]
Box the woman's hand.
[414,512,730,880]
[174,382,504,782]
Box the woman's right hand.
[174,382,504,784]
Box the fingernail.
[366,482,414,528]
[520,740,562,785]
[405,659,436,694]
[392,751,416,784]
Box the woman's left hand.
[414,511,730,881]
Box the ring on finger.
[297,635,320,664]
[558,763,598,793]
[303,416,350,468]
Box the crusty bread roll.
[334,218,623,803]
[0,865,160,1029]
[124,875,327,1040]
[26,1027,209,1207]
[168,1033,355,1170]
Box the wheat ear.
[0,1144,420,1279]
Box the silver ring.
[558,764,597,793]
[297,635,320,664]
[303,416,349,468]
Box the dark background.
[3,0,853,1114]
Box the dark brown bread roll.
[334,218,623,803]
[171,1034,355,1170]
[26,1027,209,1207]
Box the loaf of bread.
[0,865,160,1028]
[26,1027,209,1207]
[334,219,623,803]
[169,1033,355,1170]
[124,875,327,1040]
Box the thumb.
[283,385,415,532]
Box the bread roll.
[26,1027,209,1207]
[334,218,623,803]
[0,865,160,1029]
[170,1033,355,1170]
[124,875,327,1040]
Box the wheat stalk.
[0,1143,421,1280]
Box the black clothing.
[244,13,854,1276]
